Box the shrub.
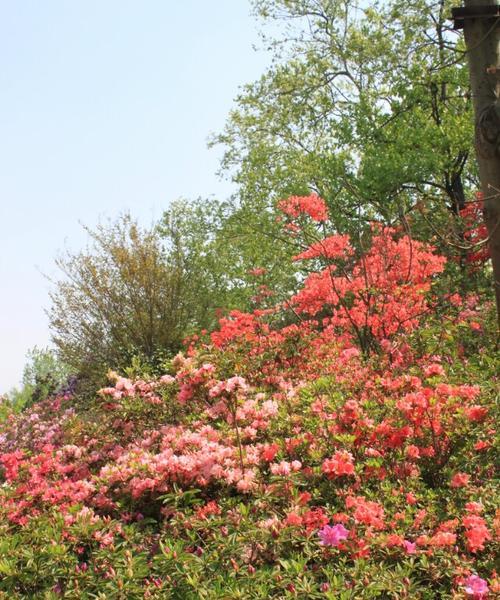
[1,196,498,598]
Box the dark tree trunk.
[461,0,500,327]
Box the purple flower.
[318,524,349,547]
[464,575,489,598]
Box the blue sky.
[0,0,269,393]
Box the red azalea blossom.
[451,472,470,488]
[278,194,329,222]
[322,450,355,478]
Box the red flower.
[278,194,329,222]
[450,473,470,488]
[322,451,355,478]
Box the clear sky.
[0,0,269,393]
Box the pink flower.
[465,406,488,422]
[464,575,489,598]
[346,495,385,530]
[474,440,490,451]
[270,461,291,476]
[340,347,360,361]
[403,540,416,554]
[318,524,349,547]
[285,511,303,527]
[465,502,483,514]
[463,515,491,553]
[449,293,462,306]
[293,234,353,261]
[278,194,329,222]
[236,469,257,493]
[423,364,445,378]
[405,492,417,505]
[226,376,248,393]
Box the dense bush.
[48,211,230,386]
[1,196,498,598]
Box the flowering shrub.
[0,195,498,598]
[214,197,447,358]
[459,193,490,267]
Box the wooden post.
[455,1,500,327]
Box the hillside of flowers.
[0,196,498,599]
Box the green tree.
[7,347,72,411]
[159,198,233,322]
[48,214,213,383]
[49,200,296,388]
[160,197,303,319]
[213,0,476,262]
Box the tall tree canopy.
[214,0,475,245]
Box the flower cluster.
[277,194,329,222]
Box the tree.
[213,0,479,280]
[7,347,72,411]
[158,198,249,319]
[48,214,212,382]
[160,197,303,317]
[457,0,500,324]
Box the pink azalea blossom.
[318,524,349,547]
[464,575,489,598]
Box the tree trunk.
[462,0,500,327]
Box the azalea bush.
[0,196,498,599]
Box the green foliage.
[7,347,72,412]
[48,212,221,386]
[158,197,246,319]
[159,197,302,319]
[212,0,476,268]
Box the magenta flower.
[464,575,489,598]
[403,540,416,554]
[318,524,349,547]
